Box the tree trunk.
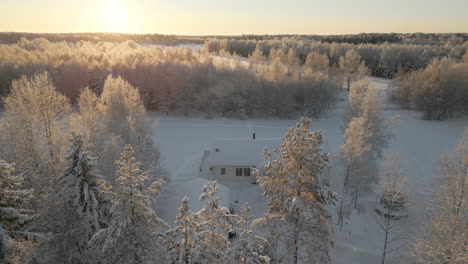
[354,184,359,209]
[381,216,390,264]
[185,220,189,264]
[293,212,299,264]
[338,165,350,230]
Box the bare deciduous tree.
[376,154,408,264]
[412,129,467,264]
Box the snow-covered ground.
[152,77,468,264]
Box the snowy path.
[151,77,468,263]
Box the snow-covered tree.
[73,87,104,155]
[193,181,233,264]
[286,48,301,67]
[225,204,270,264]
[412,129,467,264]
[304,52,330,73]
[55,132,109,263]
[375,154,408,264]
[255,117,337,264]
[338,49,368,91]
[96,75,163,184]
[166,196,201,264]
[2,72,71,186]
[338,116,372,229]
[249,44,267,63]
[344,80,395,160]
[89,145,169,264]
[0,160,34,263]
[340,82,396,216]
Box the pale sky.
[1,0,467,35]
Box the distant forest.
[1,32,467,45]
[204,34,467,78]
[0,32,204,45]
[0,33,467,120]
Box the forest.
[0,33,467,264]
[1,35,467,119]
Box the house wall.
[208,165,257,183]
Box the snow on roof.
[204,138,281,167]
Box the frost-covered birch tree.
[89,145,169,264]
[412,129,467,264]
[339,49,368,91]
[344,80,394,160]
[338,116,372,229]
[376,155,408,264]
[71,76,164,185]
[304,52,330,74]
[255,117,338,264]
[1,72,71,187]
[341,81,396,213]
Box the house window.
[236,168,243,176]
[221,168,226,175]
[243,168,251,176]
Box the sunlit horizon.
[1,0,468,35]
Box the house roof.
[204,138,281,167]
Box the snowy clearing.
[152,77,467,264]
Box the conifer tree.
[166,196,201,264]
[90,145,169,264]
[194,181,233,264]
[255,117,337,264]
[56,132,109,263]
[225,204,270,264]
[0,160,34,262]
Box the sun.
[100,0,129,33]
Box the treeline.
[205,37,468,78]
[321,33,401,44]
[390,56,468,120]
[0,32,204,45]
[202,33,468,45]
[0,38,340,119]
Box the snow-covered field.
[152,77,468,264]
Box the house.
[199,133,280,183]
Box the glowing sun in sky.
[100,0,129,33]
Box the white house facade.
[199,134,280,184]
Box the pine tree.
[194,181,233,264]
[89,145,169,264]
[225,204,270,264]
[166,196,201,264]
[0,160,34,262]
[255,117,337,264]
[56,132,109,263]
